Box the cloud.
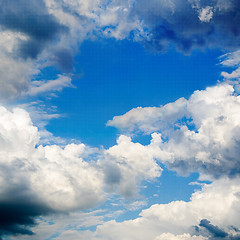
[48,0,240,53]
[0,0,71,100]
[23,74,73,97]
[49,48,74,73]
[2,0,240,100]
[0,105,104,237]
[198,219,228,238]
[0,201,50,238]
[108,80,240,179]
[90,177,240,240]
[8,174,240,240]
[220,50,240,81]
[43,0,240,56]
[102,135,162,197]
[107,97,188,134]
[0,104,162,238]
[195,219,240,239]
[198,6,214,23]
[154,233,207,240]
[0,32,38,100]
[130,0,240,52]
[0,0,67,59]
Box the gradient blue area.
[47,39,222,148]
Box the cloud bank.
[0,105,162,238]
[2,76,240,238]
[91,177,240,240]
[1,0,240,100]
[21,176,239,239]
[108,81,240,180]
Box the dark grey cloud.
[0,165,53,238]
[0,0,67,59]
[130,0,240,53]
[0,201,51,238]
[0,185,52,238]
[199,219,228,238]
[195,219,240,240]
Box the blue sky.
[0,1,240,240]
[47,40,222,147]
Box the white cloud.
[0,104,163,216]
[154,233,207,240]
[102,135,162,197]
[198,6,213,22]
[0,105,104,212]
[92,177,240,240]
[108,82,240,179]
[107,97,187,134]
[220,50,240,81]
[23,74,73,97]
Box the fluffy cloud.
[108,81,240,179]
[8,177,240,239]
[0,105,104,236]
[154,233,207,240]
[107,97,188,134]
[91,177,240,240]
[102,135,162,197]
[0,105,161,238]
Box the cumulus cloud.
[0,105,161,238]
[154,233,207,240]
[90,177,240,240]
[8,175,240,239]
[1,1,240,239]
[107,97,188,134]
[108,80,240,179]
[0,32,38,100]
[102,135,162,197]
[0,105,104,236]
[8,210,106,240]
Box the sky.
[0,0,240,239]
